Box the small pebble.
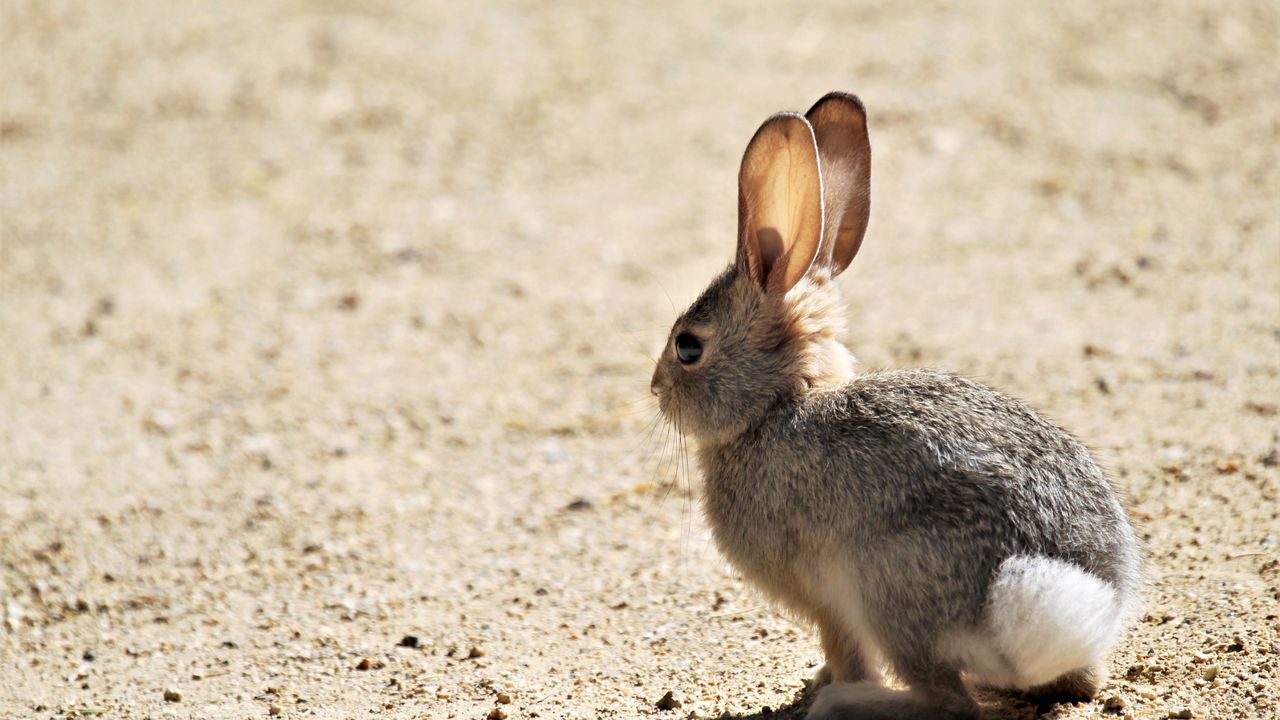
[163,689,182,703]
[655,690,681,710]
[467,645,486,659]
[564,497,593,511]
[486,709,507,720]
[82,650,95,662]
[1103,695,1127,713]
[1261,448,1279,467]
[398,635,421,648]
[1201,665,1218,681]
[1168,709,1193,719]
[355,658,373,671]
[268,704,282,716]
[496,692,511,704]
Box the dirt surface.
[2,2,1278,719]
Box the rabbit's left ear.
[736,113,825,295]
[805,92,871,276]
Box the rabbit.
[648,92,1141,720]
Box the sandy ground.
[2,1,1278,719]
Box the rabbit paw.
[809,663,834,690]
[808,682,979,720]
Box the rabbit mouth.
[651,389,686,434]
[654,393,678,429]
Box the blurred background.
[1,1,1277,718]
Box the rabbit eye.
[674,333,703,364]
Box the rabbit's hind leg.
[1023,663,1106,704]
[807,671,978,720]
[811,608,880,689]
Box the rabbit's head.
[651,93,872,446]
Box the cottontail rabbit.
[649,92,1140,719]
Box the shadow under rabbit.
[714,683,1086,720]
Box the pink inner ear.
[737,112,824,293]
[755,227,784,277]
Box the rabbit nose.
[650,367,670,397]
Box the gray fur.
[650,96,1141,719]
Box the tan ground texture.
[2,1,1279,719]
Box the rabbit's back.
[827,370,1137,586]
[701,368,1139,630]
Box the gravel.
[1,2,1276,720]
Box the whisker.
[631,407,666,459]
[607,395,664,423]
[678,414,693,563]
[663,407,679,536]
[652,417,672,498]
[632,335,659,365]
[656,419,680,507]
[608,394,661,410]
[654,277,679,319]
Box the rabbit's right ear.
[736,113,825,295]
[805,92,871,276]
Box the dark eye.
[674,333,703,364]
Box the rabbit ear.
[737,112,825,295]
[805,92,871,276]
